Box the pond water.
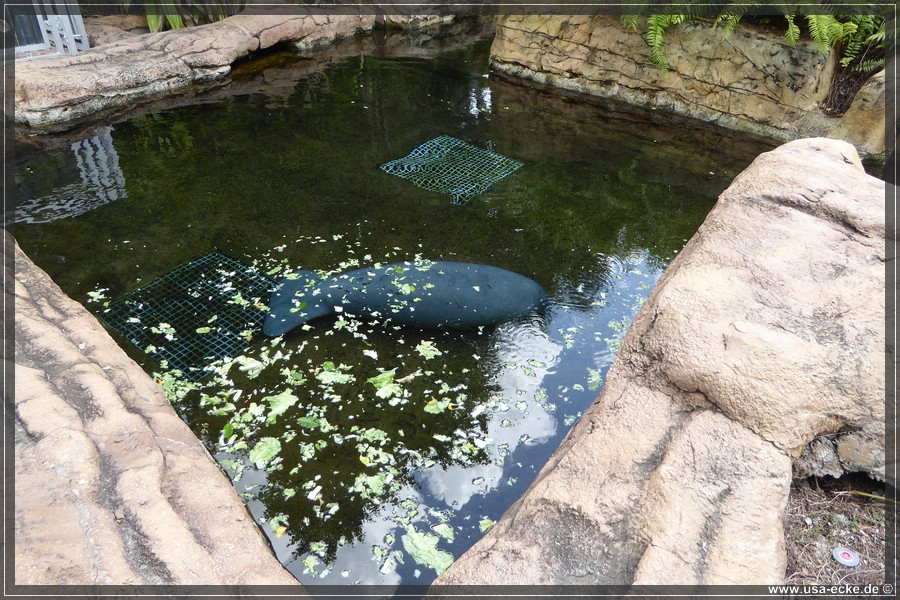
[14,28,775,587]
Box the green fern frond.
[621,14,640,32]
[866,23,885,45]
[649,46,669,72]
[644,15,670,51]
[784,14,800,46]
[854,57,884,75]
[713,14,742,40]
[805,14,830,52]
[840,36,864,66]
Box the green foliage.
[624,14,691,71]
[784,15,801,45]
[712,14,742,40]
[144,1,184,33]
[621,14,639,33]
[839,16,886,73]
[623,11,886,76]
[136,0,246,33]
[785,13,886,75]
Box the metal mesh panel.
[379,134,523,205]
[101,252,273,380]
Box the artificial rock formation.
[435,137,886,586]
[827,69,887,160]
[14,11,471,134]
[14,10,377,132]
[489,15,886,158]
[12,231,301,587]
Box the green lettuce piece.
[249,437,281,468]
[236,356,266,378]
[401,526,453,575]
[264,389,299,421]
[587,369,604,391]
[297,416,322,429]
[316,361,354,385]
[432,523,455,541]
[415,340,442,359]
[424,397,451,414]
[367,369,402,399]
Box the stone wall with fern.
[489,15,885,158]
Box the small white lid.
[832,547,860,567]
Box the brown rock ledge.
[488,15,886,159]
[12,231,301,587]
[14,10,377,132]
[434,137,886,585]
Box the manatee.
[262,260,547,336]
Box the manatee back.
[339,261,547,328]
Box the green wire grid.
[100,252,274,381]
[379,134,524,205]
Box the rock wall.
[489,15,885,158]
[15,10,377,132]
[434,138,886,585]
[12,231,301,587]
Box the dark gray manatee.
[262,260,547,336]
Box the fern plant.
[623,11,886,76]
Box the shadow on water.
[14,24,777,585]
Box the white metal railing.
[14,1,89,57]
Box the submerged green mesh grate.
[379,134,523,205]
[101,252,274,380]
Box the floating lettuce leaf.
[587,369,604,391]
[415,341,442,359]
[357,427,389,444]
[432,523,455,541]
[209,402,236,416]
[297,416,322,430]
[479,519,495,532]
[424,397,451,414]
[367,369,402,399]
[281,368,307,385]
[353,473,387,498]
[236,355,266,379]
[316,361,354,385]
[249,437,281,468]
[264,389,299,421]
[303,555,320,574]
[401,526,453,575]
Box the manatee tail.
[262,270,334,336]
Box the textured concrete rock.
[13,232,301,587]
[83,15,148,47]
[489,15,885,158]
[15,11,375,132]
[828,69,887,158]
[434,138,886,586]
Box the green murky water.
[14,30,774,586]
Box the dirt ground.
[784,474,890,585]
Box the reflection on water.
[13,27,776,587]
[422,319,561,510]
[16,126,127,224]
